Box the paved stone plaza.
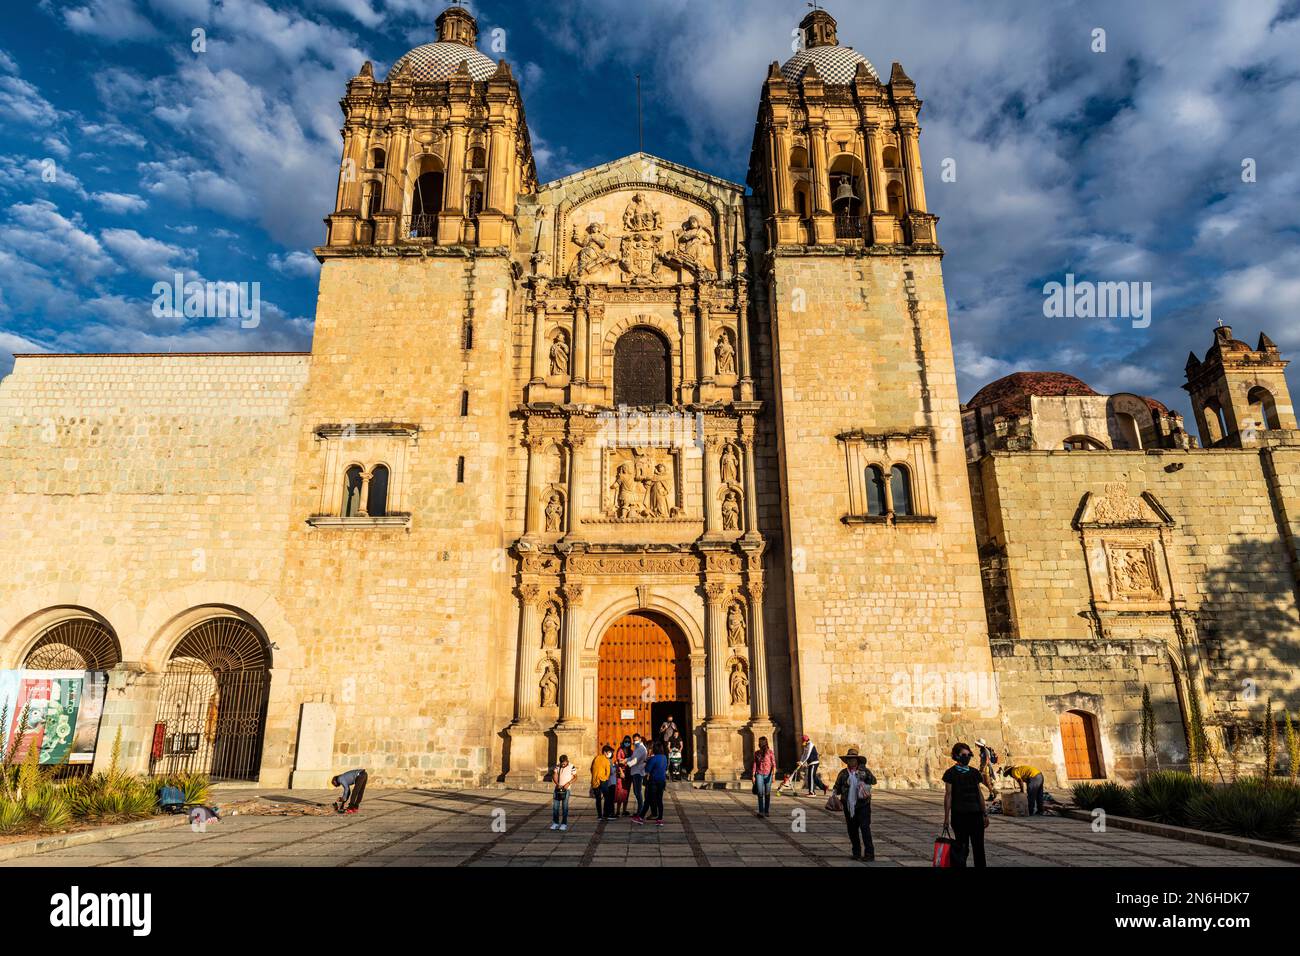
[2,787,1290,867]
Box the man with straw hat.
[832,746,877,861]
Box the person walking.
[1004,763,1046,815]
[330,768,368,814]
[613,736,632,816]
[551,754,576,831]
[591,744,616,820]
[832,746,876,861]
[975,738,999,800]
[641,741,669,827]
[658,714,678,751]
[943,742,990,867]
[752,736,776,817]
[628,733,650,822]
[795,734,825,796]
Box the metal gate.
[24,618,121,670]
[151,617,270,782]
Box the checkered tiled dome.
[781,45,879,85]
[390,41,497,82]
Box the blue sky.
[1,0,1298,417]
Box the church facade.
[2,6,1297,789]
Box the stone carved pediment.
[1076,482,1168,527]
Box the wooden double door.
[597,613,692,766]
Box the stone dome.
[780,45,879,85]
[390,41,497,82]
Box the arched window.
[886,181,905,218]
[1202,403,1226,444]
[865,465,886,516]
[1060,709,1104,779]
[1247,386,1280,431]
[789,145,809,170]
[1063,435,1105,451]
[343,465,364,517]
[613,327,672,407]
[889,464,912,516]
[367,465,389,517]
[25,618,122,671]
[410,166,444,238]
[1114,412,1142,450]
[882,145,901,170]
[370,147,386,170]
[468,146,487,170]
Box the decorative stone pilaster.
[564,429,587,538]
[505,583,547,784]
[557,583,586,725]
[522,433,546,536]
[702,434,720,535]
[529,281,548,385]
[740,419,761,540]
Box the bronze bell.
[833,177,856,204]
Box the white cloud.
[92,191,148,214]
[63,0,160,42]
[268,250,321,277]
[99,227,199,281]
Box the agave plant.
[0,797,26,834]
[1131,770,1211,826]
[1187,778,1300,842]
[1072,781,1133,816]
[153,772,211,807]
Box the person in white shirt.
[550,754,577,831]
[627,733,650,821]
[795,734,825,796]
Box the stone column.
[772,127,793,214]
[900,122,928,213]
[572,292,589,386]
[514,584,542,724]
[740,421,760,537]
[864,123,887,213]
[92,664,161,776]
[486,121,510,214]
[704,582,730,722]
[558,583,585,723]
[358,470,373,517]
[746,583,770,720]
[810,126,831,215]
[565,432,585,537]
[523,435,545,536]
[529,282,547,384]
[696,292,712,392]
[701,434,719,535]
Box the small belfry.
[1183,323,1297,446]
[748,6,937,247]
[324,2,536,249]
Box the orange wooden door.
[1061,711,1102,779]
[597,613,690,750]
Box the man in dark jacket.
[832,747,877,861]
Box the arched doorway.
[24,618,121,671]
[152,617,271,781]
[598,612,692,771]
[1060,709,1104,779]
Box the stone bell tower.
[749,8,1000,782]
[1183,323,1298,447]
[323,3,535,250]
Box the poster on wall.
[0,670,108,765]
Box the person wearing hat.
[975,738,999,800]
[832,747,877,861]
[794,734,825,796]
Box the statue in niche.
[727,603,746,648]
[715,331,736,375]
[720,442,740,485]
[729,657,749,706]
[647,463,672,517]
[611,462,642,519]
[570,221,615,278]
[672,215,716,277]
[721,490,741,531]
[548,331,570,377]
[539,657,559,708]
[541,603,561,649]
[544,492,565,533]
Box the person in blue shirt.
[640,742,669,826]
[331,768,368,814]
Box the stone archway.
[597,611,693,769]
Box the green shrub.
[1187,778,1300,843]
[152,772,210,807]
[66,772,159,823]
[1131,770,1211,826]
[0,798,25,834]
[1072,781,1134,816]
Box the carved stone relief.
[543,490,565,533]
[1108,545,1161,597]
[602,447,683,520]
[538,655,559,708]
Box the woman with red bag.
[942,741,990,866]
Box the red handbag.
[933,826,956,867]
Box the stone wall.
[768,250,1000,785]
